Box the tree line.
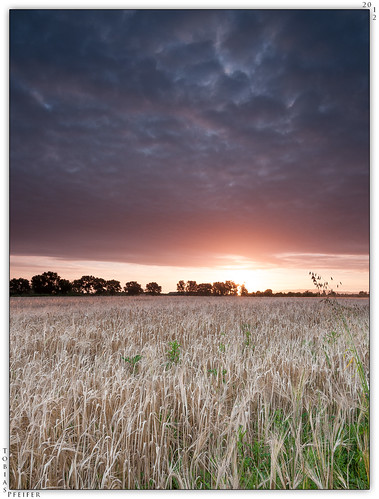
[9,272,369,297]
[9,274,246,297]
[174,281,315,297]
[9,274,243,297]
[9,272,162,296]
[176,280,240,296]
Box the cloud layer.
[10,10,369,269]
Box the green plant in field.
[167,340,181,365]
[219,342,226,353]
[323,330,341,345]
[121,354,142,366]
[236,425,271,488]
[241,323,251,345]
[241,323,255,351]
[121,354,142,373]
[195,469,213,489]
[329,416,369,489]
[121,354,142,365]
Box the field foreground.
[10,296,369,489]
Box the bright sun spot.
[223,269,266,293]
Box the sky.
[9,6,370,293]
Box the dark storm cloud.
[10,9,369,267]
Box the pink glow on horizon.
[10,254,369,294]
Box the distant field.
[9,296,369,489]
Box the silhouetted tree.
[30,273,45,294]
[74,275,97,294]
[225,280,238,296]
[124,281,144,295]
[185,280,198,295]
[71,275,121,295]
[177,280,185,294]
[240,284,249,296]
[197,283,213,296]
[10,278,31,295]
[263,289,273,297]
[70,275,108,294]
[58,279,72,294]
[72,279,83,294]
[106,280,121,295]
[93,277,107,295]
[212,282,226,296]
[145,282,162,295]
[211,281,238,296]
[31,271,61,294]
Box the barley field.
[9,296,369,490]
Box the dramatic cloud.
[10,10,369,274]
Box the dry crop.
[9,296,369,489]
